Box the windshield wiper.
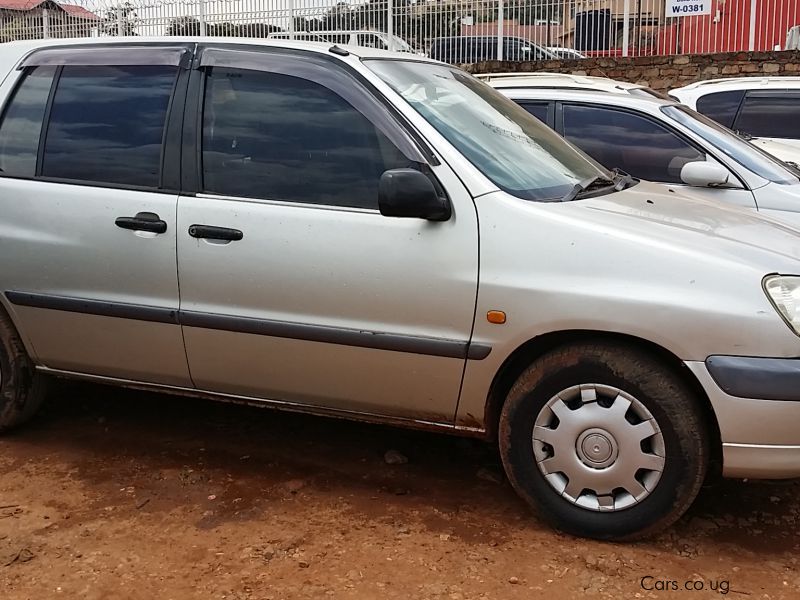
[560,174,618,202]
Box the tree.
[166,16,200,37]
[102,2,139,36]
[165,16,283,38]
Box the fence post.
[42,8,50,39]
[497,0,504,61]
[198,0,207,36]
[288,0,295,40]
[622,0,630,57]
[387,0,394,51]
[748,0,757,51]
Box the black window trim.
[556,100,748,189]
[183,44,442,206]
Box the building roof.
[59,3,100,20]
[0,0,100,20]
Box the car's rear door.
[175,47,480,421]
[0,44,193,386]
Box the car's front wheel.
[498,341,709,540]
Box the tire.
[498,341,708,541]
[0,311,48,432]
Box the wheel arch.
[483,329,722,477]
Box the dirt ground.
[0,381,798,600]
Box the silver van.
[1,38,800,541]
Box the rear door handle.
[115,212,167,234]
[188,224,243,241]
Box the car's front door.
[176,48,480,421]
[558,102,758,209]
[0,45,193,386]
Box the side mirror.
[378,169,451,221]
[680,161,731,187]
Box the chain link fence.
[2,1,800,61]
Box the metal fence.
[2,1,800,61]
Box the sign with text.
[665,0,713,17]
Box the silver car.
[1,38,800,541]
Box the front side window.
[663,104,799,185]
[41,65,177,187]
[367,60,606,201]
[0,66,55,178]
[695,90,745,129]
[201,67,410,208]
[562,104,704,183]
[734,93,800,139]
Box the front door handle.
[188,224,243,241]
[115,212,167,234]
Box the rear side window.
[735,93,800,139]
[695,90,745,129]
[41,65,177,187]
[562,104,705,183]
[517,101,549,123]
[0,66,56,178]
[201,68,410,208]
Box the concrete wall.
[465,50,800,91]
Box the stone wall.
[465,50,800,91]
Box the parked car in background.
[4,39,800,542]
[267,29,418,53]
[671,77,800,165]
[481,72,800,225]
[427,36,556,63]
[547,46,586,59]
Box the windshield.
[662,105,799,185]
[388,36,414,52]
[366,60,609,201]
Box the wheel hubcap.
[533,384,666,512]
[576,428,618,468]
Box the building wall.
[466,49,800,90]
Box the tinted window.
[0,66,55,178]
[517,101,549,123]
[735,93,800,139]
[695,90,745,128]
[562,104,704,183]
[42,65,176,187]
[202,68,410,208]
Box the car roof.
[477,72,648,93]
[431,35,528,42]
[492,84,676,111]
[0,35,417,62]
[672,76,800,98]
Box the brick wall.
[465,50,800,91]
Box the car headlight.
[764,275,800,335]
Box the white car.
[547,47,586,59]
[480,73,800,226]
[267,29,418,53]
[671,77,800,165]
